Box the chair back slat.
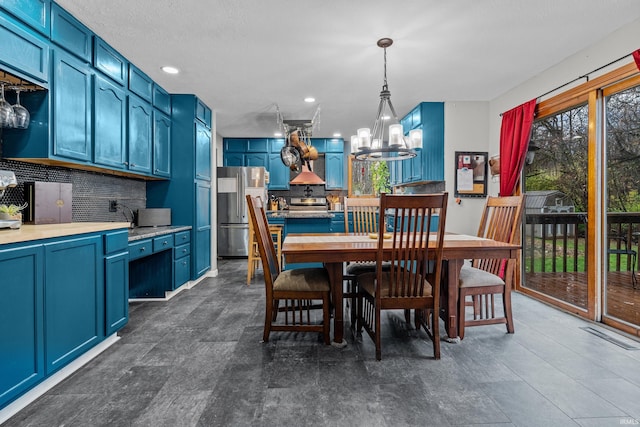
[246,196,280,295]
[344,197,380,233]
[378,193,448,300]
[473,195,523,275]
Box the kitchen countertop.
[0,222,131,245]
[267,211,335,219]
[127,225,192,242]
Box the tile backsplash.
[0,158,146,222]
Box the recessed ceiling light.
[161,66,179,74]
[304,97,316,103]
[382,115,391,120]
[274,132,283,137]
[333,133,341,137]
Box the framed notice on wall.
[454,151,488,198]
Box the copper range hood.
[289,163,325,185]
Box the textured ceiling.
[56,0,640,138]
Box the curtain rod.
[500,50,635,116]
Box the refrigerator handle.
[236,172,242,218]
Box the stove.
[288,197,328,211]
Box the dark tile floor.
[4,259,640,426]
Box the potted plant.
[0,202,27,221]
[371,161,390,196]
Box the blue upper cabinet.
[195,98,212,128]
[195,121,211,181]
[399,102,444,183]
[420,102,444,181]
[53,49,92,162]
[153,84,171,115]
[128,64,153,102]
[93,73,127,169]
[153,111,171,178]
[51,3,92,62]
[0,11,50,84]
[128,93,153,174]
[0,0,50,35]
[325,152,344,190]
[93,37,127,86]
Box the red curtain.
[499,99,537,196]
[633,49,640,71]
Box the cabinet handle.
[182,249,187,254]
[182,261,187,266]
[140,247,146,252]
[123,161,128,166]
[130,163,136,167]
[163,241,168,246]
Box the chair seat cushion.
[358,271,432,297]
[459,265,505,288]
[345,261,392,276]
[273,268,330,292]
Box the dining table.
[281,232,520,346]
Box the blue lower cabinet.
[44,235,103,375]
[0,228,129,409]
[128,229,193,296]
[0,244,44,409]
[174,255,191,289]
[105,251,128,335]
[104,230,129,335]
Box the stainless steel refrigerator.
[217,166,267,257]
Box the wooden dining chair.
[246,195,331,344]
[458,195,523,339]
[357,192,448,360]
[343,197,383,325]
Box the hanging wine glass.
[12,88,30,129]
[0,84,16,128]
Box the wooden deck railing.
[524,212,640,273]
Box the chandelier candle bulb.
[358,128,371,148]
[389,124,403,147]
[350,135,359,153]
[409,128,423,149]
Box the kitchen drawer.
[128,239,152,260]
[174,230,191,245]
[153,234,174,253]
[173,255,191,289]
[174,242,190,260]
[104,230,129,254]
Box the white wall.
[443,101,491,235]
[442,17,640,235]
[489,18,640,156]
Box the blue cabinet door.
[44,235,103,375]
[0,11,50,84]
[0,244,44,409]
[195,121,211,181]
[224,153,244,167]
[325,152,344,189]
[245,152,267,167]
[51,3,92,62]
[268,153,289,190]
[94,73,127,169]
[53,49,92,162]
[195,180,211,278]
[153,111,171,178]
[93,37,127,86]
[0,0,50,35]
[105,251,129,335]
[128,94,153,174]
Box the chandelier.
[352,38,422,161]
